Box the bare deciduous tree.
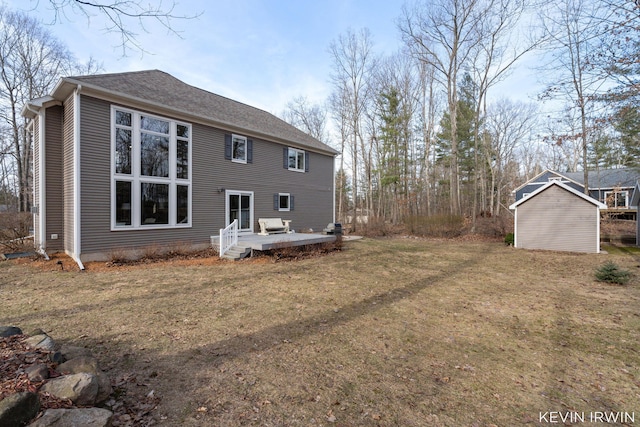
[0,5,100,212]
[282,96,329,144]
[538,0,613,192]
[328,28,375,231]
[30,0,201,55]
[485,99,539,214]
[400,0,489,215]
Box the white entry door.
[226,190,253,233]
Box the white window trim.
[604,190,629,209]
[110,106,192,230]
[231,134,247,164]
[225,190,254,234]
[288,147,305,172]
[278,193,291,212]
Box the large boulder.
[28,408,113,427]
[0,326,22,337]
[59,345,93,361]
[56,356,100,375]
[25,363,50,382]
[24,333,56,351]
[56,356,112,404]
[41,373,99,406]
[0,392,40,426]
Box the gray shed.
[509,180,607,253]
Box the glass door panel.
[226,191,253,233]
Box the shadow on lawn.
[68,243,500,423]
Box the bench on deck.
[258,218,292,236]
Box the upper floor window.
[288,148,304,171]
[285,147,308,172]
[225,134,252,163]
[112,107,191,229]
[232,134,247,163]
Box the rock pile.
[0,326,114,426]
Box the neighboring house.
[513,168,639,219]
[22,70,338,266]
[509,180,607,253]
[629,180,640,248]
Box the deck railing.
[219,219,238,258]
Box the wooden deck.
[212,232,336,252]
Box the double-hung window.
[286,147,306,172]
[232,134,247,163]
[225,134,252,163]
[112,107,191,229]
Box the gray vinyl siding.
[77,95,334,258]
[515,185,600,253]
[515,171,584,201]
[209,128,334,232]
[33,116,40,247]
[63,94,75,253]
[44,106,64,251]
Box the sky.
[6,0,541,117]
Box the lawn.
[1,238,639,426]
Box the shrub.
[356,217,395,237]
[262,239,343,261]
[504,233,514,246]
[474,215,514,238]
[404,215,465,238]
[107,248,130,265]
[0,212,33,252]
[595,261,632,285]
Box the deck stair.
[220,243,252,260]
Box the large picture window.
[112,107,191,229]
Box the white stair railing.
[219,219,238,258]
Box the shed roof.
[509,180,607,210]
[24,70,338,156]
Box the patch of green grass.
[601,244,640,256]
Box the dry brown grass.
[1,238,639,426]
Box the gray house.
[513,168,639,219]
[22,70,338,266]
[509,180,607,253]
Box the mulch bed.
[1,334,160,426]
[0,335,73,410]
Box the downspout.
[596,206,602,254]
[72,86,85,270]
[332,154,336,224]
[25,103,48,257]
[513,209,518,248]
[38,108,46,256]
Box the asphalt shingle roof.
[67,70,337,155]
[563,168,640,189]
